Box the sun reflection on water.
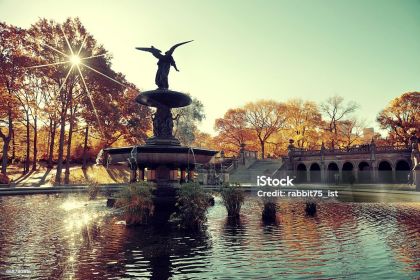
[59,198,109,279]
[60,200,86,211]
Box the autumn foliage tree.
[212,96,368,158]
[320,95,359,149]
[377,92,420,145]
[0,22,28,174]
[0,18,151,184]
[244,100,287,159]
[214,108,255,155]
[284,99,322,149]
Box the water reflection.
[0,194,419,279]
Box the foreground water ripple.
[0,194,419,279]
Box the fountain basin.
[103,145,217,167]
[135,89,192,108]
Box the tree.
[28,17,141,184]
[0,22,28,174]
[244,100,286,159]
[173,97,205,146]
[77,83,152,153]
[377,92,420,145]
[15,71,46,173]
[320,95,359,149]
[191,130,216,150]
[284,99,323,149]
[214,108,255,155]
[338,118,366,148]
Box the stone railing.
[376,145,410,153]
[210,156,237,172]
[242,150,258,159]
[289,144,410,157]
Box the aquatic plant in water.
[115,182,155,225]
[261,197,277,223]
[220,182,244,218]
[305,200,317,216]
[172,182,211,231]
[87,180,100,200]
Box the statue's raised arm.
[135,40,193,89]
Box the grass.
[66,164,130,184]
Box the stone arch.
[395,159,410,183]
[342,162,355,184]
[327,162,339,184]
[296,163,307,183]
[378,160,392,183]
[358,161,371,183]
[309,162,321,183]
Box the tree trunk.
[48,119,56,168]
[32,115,38,171]
[24,111,30,174]
[64,111,75,185]
[11,129,16,163]
[82,125,89,170]
[0,109,13,175]
[1,138,11,175]
[55,106,67,185]
[46,119,51,162]
[260,140,265,159]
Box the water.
[0,194,419,279]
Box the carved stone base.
[145,137,181,146]
[152,186,178,224]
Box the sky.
[0,0,419,134]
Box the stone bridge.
[282,139,419,185]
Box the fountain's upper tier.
[136,89,192,108]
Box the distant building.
[363,128,374,143]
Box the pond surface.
[0,194,419,279]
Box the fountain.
[102,41,218,221]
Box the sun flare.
[70,54,81,65]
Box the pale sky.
[1,0,419,134]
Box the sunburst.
[28,27,128,136]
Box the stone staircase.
[229,159,284,184]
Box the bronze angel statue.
[136,40,193,89]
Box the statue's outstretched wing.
[166,40,193,55]
[135,46,163,59]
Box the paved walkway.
[0,184,125,196]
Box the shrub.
[115,182,155,225]
[172,182,211,231]
[220,182,244,218]
[87,181,100,200]
[0,173,10,184]
[262,197,277,222]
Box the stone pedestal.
[223,172,229,183]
